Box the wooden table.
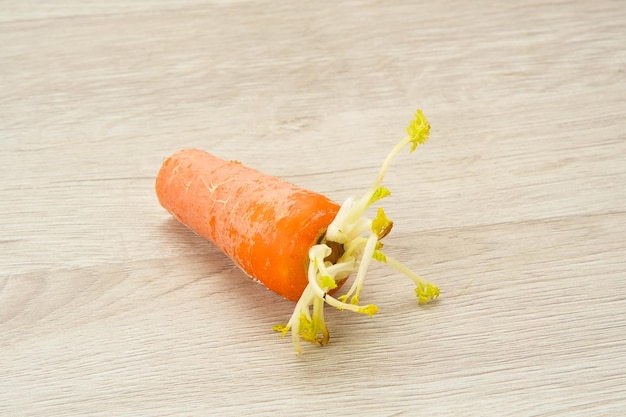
[2,1,625,415]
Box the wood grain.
[1,1,625,415]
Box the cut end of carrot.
[277,109,440,354]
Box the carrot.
[156,149,342,302]
[156,110,439,354]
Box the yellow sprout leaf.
[406,109,430,153]
[372,250,387,263]
[272,324,290,337]
[298,314,317,343]
[319,275,337,290]
[415,283,440,305]
[372,208,393,240]
[368,186,391,206]
[358,304,379,316]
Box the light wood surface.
[2,1,626,415]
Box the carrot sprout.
[273,110,439,354]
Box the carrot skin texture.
[156,149,341,301]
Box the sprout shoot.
[274,109,439,354]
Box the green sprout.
[274,110,439,354]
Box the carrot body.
[156,149,341,301]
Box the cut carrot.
[156,149,341,302]
[156,110,440,354]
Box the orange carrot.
[156,149,342,302]
[156,110,440,354]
